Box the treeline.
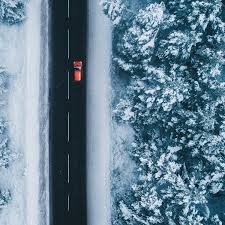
[102,0,225,224]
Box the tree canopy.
[0,0,26,24]
[104,0,225,224]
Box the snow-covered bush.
[0,0,26,24]
[104,0,225,224]
[0,68,16,168]
[0,189,11,208]
[0,67,16,210]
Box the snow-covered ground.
[86,1,112,225]
[0,0,49,224]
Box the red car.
[73,61,82,81]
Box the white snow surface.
[87,1,112,225]
[0,0,49,224]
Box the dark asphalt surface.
[50,0,87,225]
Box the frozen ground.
[0,0,49,224]
[86,1,112,225]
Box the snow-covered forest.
[102,0,225,224]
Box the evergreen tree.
[115,3,165,73]
[0,0,26,25]
[104,0,225,224]
[100,0,127,25]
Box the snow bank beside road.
[24,1,41,224]
[87,1,112,225]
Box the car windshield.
[74,66,81,70]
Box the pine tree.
[0,0,26,25]
[115,3,165,73]
[100,0,127,25]
[104,0,225,224]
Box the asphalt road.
[50,0,87,225]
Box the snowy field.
[0,0,49,224]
